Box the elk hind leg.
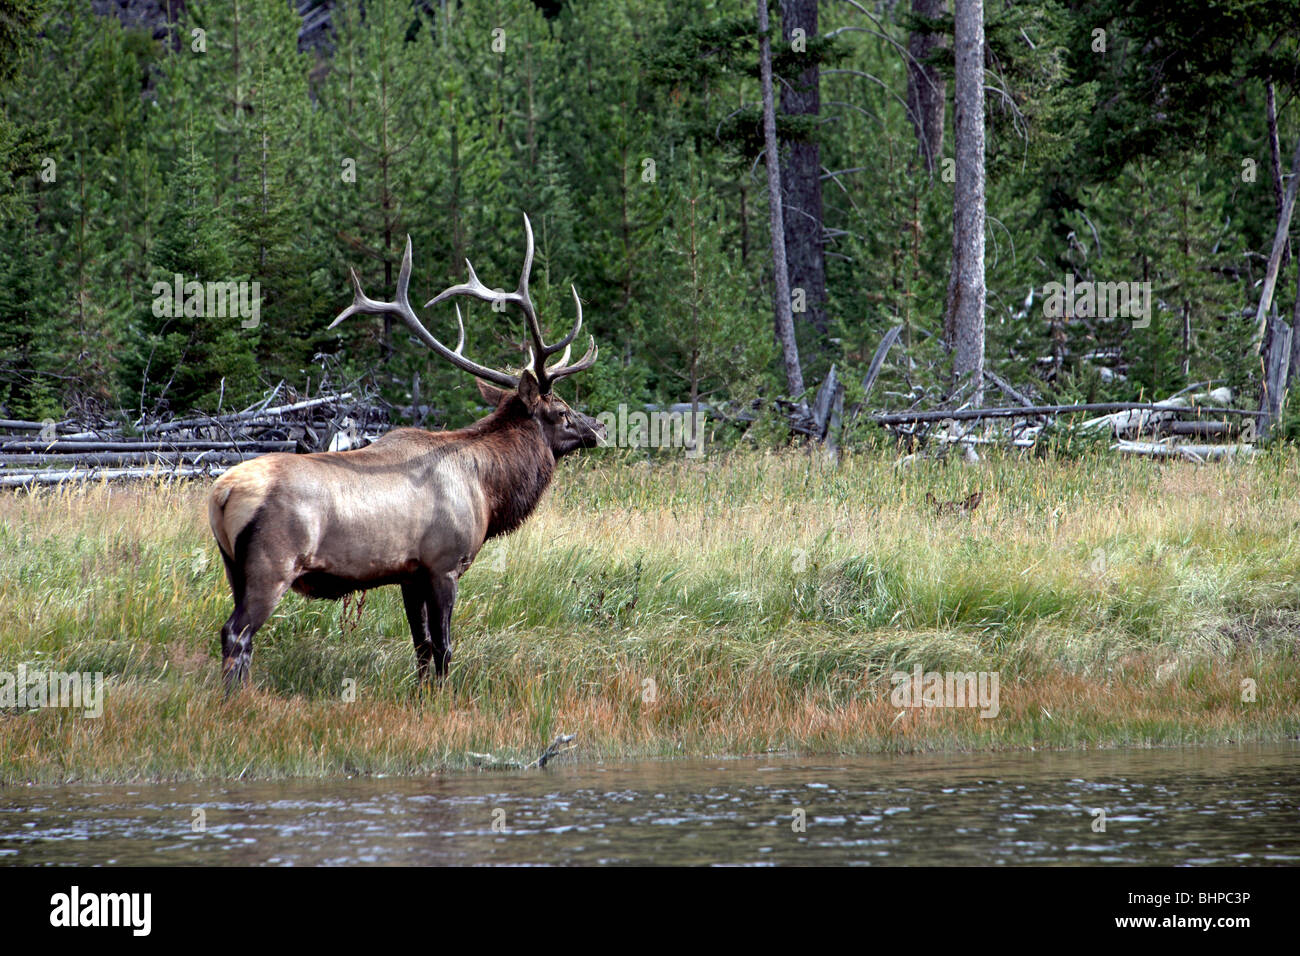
[221,557,292,692]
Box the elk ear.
[516,369,542,409]
[476,379,508,406]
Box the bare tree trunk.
[1269,81,1300,387]
[688,196,702,441]
[1256,133,1300,347]
[780,0,829,370]
[1291,263,1300,393]
[1256,124,1300,437]
[1267,82,1291,269]
[946,0,985,406]
[759,0,804,400]
[906,0,947,176]
[1262,305,1292,438]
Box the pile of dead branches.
[0,388,385,488]
[873,379,1264,462]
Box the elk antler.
[424,214,597,393]
[329,237,520,389]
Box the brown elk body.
[209,216,602,689]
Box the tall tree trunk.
[1290,264,1300,396]
[946,0,985,406]
[759,0,804,400]
[779,0,829,372]
[1255,131,1300,346]
[1268,81,1300,387]
[1256,129,1300,437]
[906,0,947,176]
[1267,82,1291,269]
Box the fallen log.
[0,464,231,488]
[1078,387,1237,438]
[1112,440,1256,461]
[0,419,71,432]
[929,432,1037,449]
[133,393,353,433]
[982,369,1036,407]
[1162,420,1238,438]
[0,451,262,468]
[873,401,1261,426]
[0,440,296,454]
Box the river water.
[2,744,1296,865]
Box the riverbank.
[2,447,1298,783]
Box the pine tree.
[120,130,258,415]
[312,0,450,416]
[1,0,163,412]
[0,0,49,224]
[230,0,326,388]
[650,172,775,428]
[0,209,61,419]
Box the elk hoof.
[222,657,250,694]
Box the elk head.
[474,374,605,459]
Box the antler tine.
[452,304,466,354]
[530,283,592,390]
[545,335,599,382]
[515,216,580,360]
[538,288,585,372]
[547,284,585,354]
[423,216,536,320]
[547,343,572,372]
[423,257,521,311]
[542,287,595,384]
[519,213,535,311]
[331,236,519,389]
[515,213,555,373]
[328,267,381,329]
[394,232,414,301]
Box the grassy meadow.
[2,446,1299,783]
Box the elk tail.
[208,464,273,560]
[209,481,238,558]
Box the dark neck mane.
[455,398,555,539]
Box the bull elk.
[208,215,603,690]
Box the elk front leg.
[402,572,458,684]
[430,572,458,679]
[401,577,435,685]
